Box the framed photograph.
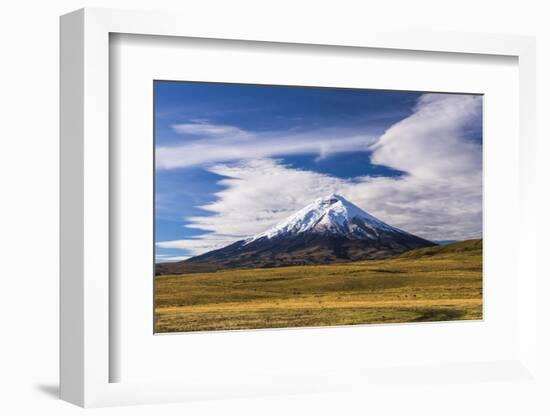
[60,8,538,408]
[153,81,483,334]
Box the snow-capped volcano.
[245,194,399,244]
[165,195,435,270]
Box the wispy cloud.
[155,254,191,262]
[157,93,482,257]
[172,121,250,138]
[156,122,376,169]
[156,234,241,253]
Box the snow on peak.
[244,194,399,244]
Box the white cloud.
[187,159,345,236]
[156,123,376,169]
[156,234,239,253]
[172,121,250,138]
[370,93,482,178]
[157,93,482,257]
[155,254,191,263]
[347,93,483,239]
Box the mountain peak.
[245,194,399,244]
[316,193,357,207]
[180,195,435,268]
[317,193,343,203]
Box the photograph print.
[154,81,483,333]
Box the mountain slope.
[397,238,482,259]
[157,194,436,273]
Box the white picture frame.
[60,7,538,408]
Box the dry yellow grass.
[154,240,482,333]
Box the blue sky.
[155,81,482,262]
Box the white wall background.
[0,1,548,415]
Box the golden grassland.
[154,240,482,333]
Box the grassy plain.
[154,239,482,333]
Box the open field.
[154,239,482,333]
